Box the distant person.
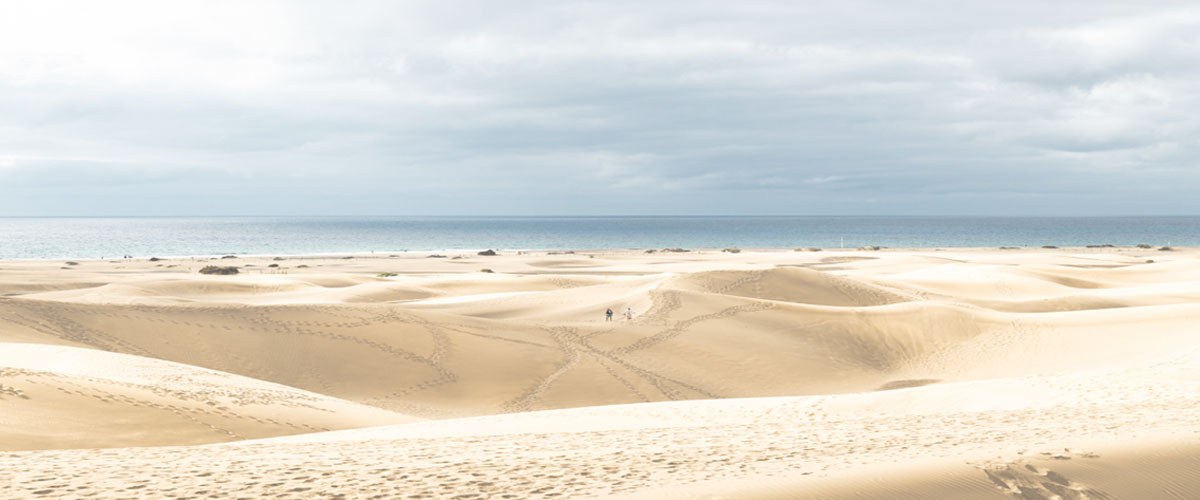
[625,307,633,320]
[606,308,613,321]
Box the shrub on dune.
[198,265,239,275]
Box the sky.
[2,0,1199,216]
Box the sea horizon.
[2,215,1197,260]
[6,214,1200,218]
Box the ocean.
[0,216,1197,260]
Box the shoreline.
[0,244,1191,264]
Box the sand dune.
[665,267,913,306]
[0,343,416,450]
[2,247,1199,498]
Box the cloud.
[2,0,1200,215]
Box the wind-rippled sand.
[2,247,1198,498]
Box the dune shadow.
[874,378,942,391]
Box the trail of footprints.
[502,282,771,412]
[501,326,583,413]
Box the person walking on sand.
[606,308,614,321]
[625,307,633,320]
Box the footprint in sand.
[982,455,1114,500]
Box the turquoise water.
[0,216,1197,260]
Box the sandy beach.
[2,247,1198,499]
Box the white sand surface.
[409,290,538,305]
[1,246,1199,498]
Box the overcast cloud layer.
[2,0,1199,215]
